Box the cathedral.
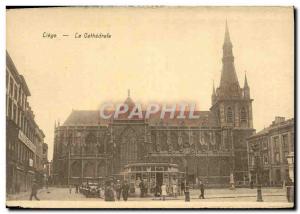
[52,23,255,187]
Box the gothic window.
[151,131,157,151]
[240,107,247,123]
[171,132,179,151]
[85,133,97,155]
[227,107,233,123]
[120,128,137,164]
[182,132,190,148]
[160,132,168,151]
[97,139,105,154]
[84,161,95,178]
[98,162,106,177]
[71,161,81,177]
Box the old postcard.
[6,6,294,209]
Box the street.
[7,187,293,208]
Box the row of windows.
[7,140,34,167]
[6,70,27,111]
[273,135,291,152]
[250,133,293,166]
[7,97,37,143]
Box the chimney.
[273,116,285,125]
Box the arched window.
[84,161,96,178]
[97,141,104,154]
[120,128,137,164]
[160,132,168,151]
[227,107,233,123]
[172,132,179,151]
[71,161,81,177]
[240,107,247,123]
[85,133,97,155]
[97,162,106,177]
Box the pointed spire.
[219,21,241,97]
[212,80,216,95]
[244,72,249,88]
[211,80,217,105]
[224,19,231,44]
[124,89,134,108]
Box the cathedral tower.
[211,22,253,129]
[210,22,255,184]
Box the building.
[52,23,255,187]
[247,117,294,186]
[6,52,47,194]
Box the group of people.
[29,177,205,201]
[105,180,130,201]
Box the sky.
[6,7,294,160]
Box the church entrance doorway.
[156,172,163,186]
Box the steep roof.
[62,109,217,127]
[63,110,101,126]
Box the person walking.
[121,180,130,201]
[69,184,72,194]
[75,184,79,194]
[172,183,178,198]
[104,181,115,201]
[115,180,122,201]
[161,183,167,201]
[139,179,145,197]
[29,180,40,201]
[199,180,205,199]
[180,181,185,196]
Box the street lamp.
[252,143,263,202]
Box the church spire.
[212,80,216,95]
[124,89,134,108]
[219,21,241,97]
[244,72,249,88]
[211,80,217,105]
[224,20,231,44]
[243,72,250,99]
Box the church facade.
[52,23,255,187]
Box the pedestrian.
[115,180,122,201]
[161,183,167,201]
[180,181,185,196]
[154,184,159,198]
[144,179,148,195]
[104,181,115,201]
[29,180,40,201]
[199,180,205,199]
[75,184,79,194]
[139,179,145,197]
[172,183,178,198]
[121,180,130,201]
[185,182,190,202]
[69,184,72,194]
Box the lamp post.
[252,143,263,202]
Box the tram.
[122,163,184,195]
